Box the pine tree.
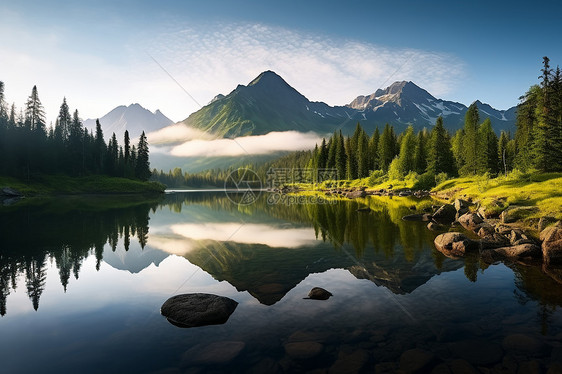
[460,102,480,175]
[378,124,395,172]
[398,125,416,175]
[498,131,511,175]
[24,86,46,134]
[356,127,369,178]
[317,138,328,170]
[413,129,427,174]
[327,131,337,169]
[135,131,151,181]
[514,85,540,170]
[55,98,72,143]
[368,127,380,171]
[94,120,106,173]
[478,118,499,174]
[335,130,346,179]
[345,136,357,179]
[427,117,455,175]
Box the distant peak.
[248,70,287,86]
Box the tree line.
[0,83,151,181]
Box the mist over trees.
[0,84,151,181]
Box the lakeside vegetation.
[0,83,157,195]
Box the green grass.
[0,174,166,196]
[433,171,562,220]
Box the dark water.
[1,192,561,373]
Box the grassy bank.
[289,171,562,224]
[0,174,166,196]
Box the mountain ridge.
[177,71,516,138]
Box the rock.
[454,199,470,214]
[477,224,495,238]
[448,339,503,366]
[502,334,546,356]
[427,222,447,232]
[490,244,542,260]
[329,349,369,374]
[1,187,23,197]
[346,190,366,199]
[540,221,562,241]
[161,293,238,328]
[434,232,477,257]
[542,224,562,264]
[399,190,412,197]
[399,349,437,374]
[433,204,457,223]
[501,206,539,223]
[284,341,324,360]
[306,287,333,300]
[495,224,514,235]
[181,341,245,365]
[457,213,484,231]
[448,359,478,374]
[538,216,557,232]
[479,233,511,249]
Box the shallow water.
[1,192,561,373]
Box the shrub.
[367,169,386,186]
[413,172,436,190]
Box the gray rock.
[490,243,542,260]
[306,287,333,300]
[346,190,367,199]
[284,341,324,360]
[433,204,457,223]
[454,199,470,214]
[538,216,557,232]
[457,213,483,232]
[434,232,477,257]
[479,233,511,249]
[161,293,238,328]
[427,222,447,232]
[181,341,245,365]
[399,349,437,374]
[542,224,562,264]
[477,223,495,238]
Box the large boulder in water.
[434,232,477,257]
[161,293,238,328]
[306,287,332,300]
[541,222,562,265]
[457,212,484,232]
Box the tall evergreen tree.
[54,98,72,143]
[335,130,346,179]
[413,129,427,174]
[397,125,416,175]
[368,127,380,171]
[94,120,106,173]
[378,124,395,172]
[514,85,540,170]
[356,127,369,178]
[24,86,46,134]
[478,118,499,174]
[327,131,337,169]
[498,131,512,175]
[317,138,328,169]
[427,117,455,175]
[345,136,357,179]
[135,131,151,181]
[460,102,480,175]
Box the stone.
[500,206,539,224]
[306,287,333,300]
[328,349,369,374]
[448,339,503,366]
[542,224,562,264]
[477,224,495,238]
[457,213,484,231]
[427,222,447,232]
[433,204,458,223]
[284,341,324,360]
[540,221,562,241]
[538,216,558,232]
[454,199,470,214]
[161,293,238,328]
[399,349,437,374]
[347,190,367,198]
[434,232,477,257]
[502,334,546,356]
[479,233,511,249]
[491,244,542,260]
[181,341,245,365]
[448,359,478,374]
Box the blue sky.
[1,0,560,122]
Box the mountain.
[84,103,173,142]
[178,71,516,137]
[347,81,517,133]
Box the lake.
[1,192,561,373]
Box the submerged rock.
[161,293,238,328]
[305,287,333,300]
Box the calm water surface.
[1,192,561,373]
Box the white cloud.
[167,131,322,157]
[145,22,466,119]
[147,123,214,145]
